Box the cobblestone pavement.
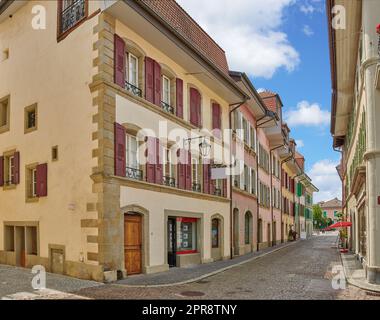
[0,264,100,299]
[75,235,380,300]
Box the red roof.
[140,0,229,75]
[259,91,280,113]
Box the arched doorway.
[211,216,223,261]
[233,208,239,256]
[244,211,253,252]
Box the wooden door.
[124,215,142,275]
[51,249,64,274]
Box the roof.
[319,197,342,208]
[259,91,284,113]
[140,0,229,75]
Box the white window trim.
[162,75,171,105]
[126,134,138,169]
[32,168,37,198]
[128,53,139,87]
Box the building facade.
[318,198,342,224]
[0,0,318,281]
[328,0,380,283]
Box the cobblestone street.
[74,235,380,300]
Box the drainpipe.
[269,144,285,246]
[229,100,247,259]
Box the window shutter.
[222,178,227,197]
[212,103,221,130]
[203,163,210,194]
[145,57,154,104]
[36,163,47,197]
[185,151,192,190]
[176,78,183,118]
[190,87,198,126]
[177,149,186,189]
[114,123,126,177]
[0,156,4,187]
[153,60,161,106]
[12,151,20,185]
[146,136,156,183]
[155,138,163,185]
[114,34,126,88]
[196,90,202,127]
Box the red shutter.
[145,57,154,104]
[153,60,161,106]
[196,89,202,127]
[12,151,20,185]
[176,78,183,118]
[114,123,126,177]
[0,156,4,187]
[177,149,186,189]
[114,34,125,88]
[185,150,192,190]
[36,163,47,197]
[212,103,221,130]
[190,88,198,126]
[155,138,163,184]
[146,136,156,183]
[222,179,227,197]
[203,163,210,194]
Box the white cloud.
[300,4,315,14]
[177,0,300,79]
[308,159,342,203]
[284,100,331,127]
[256,88,266,93]
[302,25,314,36]
[295,139,304,148]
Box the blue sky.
[178,0,341,202]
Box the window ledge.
[232,186,257,199]
[0,124,9,134]
[26,197,39,203]
[3,184,16,191]
[24,127,37,135]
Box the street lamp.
[184,136,211,157]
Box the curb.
[115,240,299,288]
[339,251,380,293]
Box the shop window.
[26,226,38,255]
[176,217,197,253]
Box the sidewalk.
[341,251,380,293]
[116,240,299,287]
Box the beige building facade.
[328,0,380,283]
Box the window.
[26,165,38,199]
[250,168,256,195]
[0,95,10,133]
[177,217,197,253]
[212,219,219,248]
[26,226,38,255]
[162,75,171,106]
[244,165,249,191]
[127,53,139,87]
[126,134,138,169]
[24,104,37,133]
[1,48,9,62]
[323,211,327,218]
[163,147,175,187]
[52,146,59,161]
[250,126,256,151]
[4,226,14,251]
[58,0,88,38]
[243,118,248,144]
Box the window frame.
[127,52,139,88]
[0,95,10,134]
[162,75,171,106]
[57,0,89,42]
[126,133,139,170]
[24,103,38,134]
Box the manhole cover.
[180,291,205,297]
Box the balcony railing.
[163,176,176,187]
[192,182,201,193]
[161,101,174,114]
[60,0,86,34]
[126,167,143,180]
[213,188,222,196]
[125,81,142,97]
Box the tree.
[312,204,329,229]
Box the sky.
[177,0,342,203]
